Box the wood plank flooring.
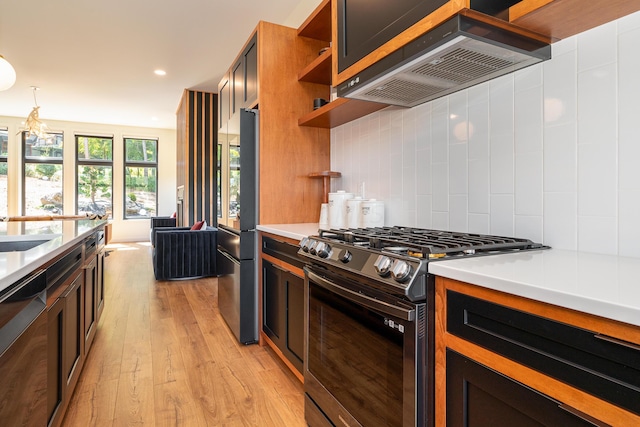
[62,242,305,426]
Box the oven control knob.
[391,260,412,282]
[316,242,331,258]
[308,240,319,255]
[338,249,352,263]
[374,255,392,277]
[299,237,310,252]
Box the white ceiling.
[0,0,320,130]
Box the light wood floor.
[62,242,305,426]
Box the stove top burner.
[299,226,549,301]
[318,226,546,259]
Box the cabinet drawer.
[447,290,640,415]
[262,236,306,269]
[447,349,599,427]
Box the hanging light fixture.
[24,86,49,139]
[0,54,16,91]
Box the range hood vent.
[337,14,551,108]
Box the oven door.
[304,265,428,427]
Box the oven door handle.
[307,269,415,321]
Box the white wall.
[331,11,640,258]
[0,115,176,242]
[283,0,324,28]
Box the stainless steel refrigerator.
[216,108,258,344]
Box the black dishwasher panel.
[447,290,640,415]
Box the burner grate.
[319,226,543,258]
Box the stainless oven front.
[304,265,433,427]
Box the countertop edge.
[429,250,640,328]
[257,223,319,241]
[0,220,107,291]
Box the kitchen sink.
[0,235,60,252]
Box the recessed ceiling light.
[154,69,166,76]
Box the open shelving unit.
[296,0,389,129]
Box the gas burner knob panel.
[374,255,393,277]
[338,249,352,263]
[299,237,310,252]
[316,242,331,258]
[391,260,412,282]
[308,240,319,255]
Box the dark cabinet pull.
[594,333,640,352]
[557,403,609,427]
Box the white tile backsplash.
[330,11,640,257]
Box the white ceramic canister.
[318,203,329,229]
[328,191,354,229]
[360,199,385,228]
[346,197,364,229]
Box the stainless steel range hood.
[336,13,551,108]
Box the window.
[23,132,64,216]
[124,137,157,219]
[76,135,113,218]
[0,128,7,217]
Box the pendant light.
[0,55,16,91]
[24,86,49,139]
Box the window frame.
[0,128,8,217]
[75,134,114,218]
[123,137,158,220]
[22,131,64,216]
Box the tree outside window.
[124,138,157,219]
[76,135,113,218]
[23,132,64,216]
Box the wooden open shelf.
[297,0,331,41]
[298,98,389,129]
[298,48,331,84]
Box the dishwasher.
[0,269,48,425]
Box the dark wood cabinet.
[62,271,84,396]
[259,233,307,379]
[47,296,64,427]
[286,272,304,364]
[232,33,257,112]
[446,350,598,427]
[436,276,640,426]
[45,227,106,427]
[218,76,230,130]
[262,260,304,373]
[263,260,284,341]
[96,247,105,320]
[83,256,97,352]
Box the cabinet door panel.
[63,272,83,391]
[446,350,598,427]
[83,257,97,352]
[286,271,304,365]
[243,35,258,107]
[262,261,284,342]
[47,298,64,426]
[232,59,243,115]
[447,290,640,415]
[96,249,105,320]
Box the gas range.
[298,226,548,301]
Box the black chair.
[152,226,217,280]
[149,216,176,246]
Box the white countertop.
[428,248,640,328]
[0,219,106,293]
[257,223,320,241]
